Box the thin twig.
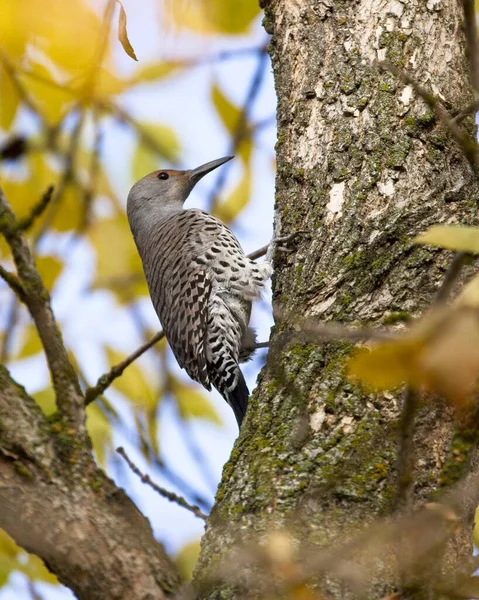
[208,45,270,212]
[99,100,181,165]
[395,387,419,512]
[380,61,479,172]
[433,252,468,305]
[0,296,19,363]
[15,186,54,232]
[0,264,25,301]
[117,446,208,521]
[451,99,479,124]
[461,0,479,94]
[84,331,165,406]
[0,187,84,431]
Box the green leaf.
[171,379,222,425]
[215,167,252,224]
[415,225,479,253]
[116,0,137,61]
[175,540,201,581]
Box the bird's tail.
[211,362,249,427]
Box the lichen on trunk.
[194,0,479,598]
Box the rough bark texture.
[194,0,479,597]
[0,366,180,600]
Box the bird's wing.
[160,260,212,388]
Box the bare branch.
[460,0,479,94]
[84,331,165,405]
[208,45,270,212]
[15,186,54,232]
[379,61,479,172]
[0,264,25,301]
[452,99,479,124]
[117,446,208,521]
[395,388,419,512]
[433,252,469,305]
[0,187,84,432]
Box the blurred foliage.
[349,225,479,406]
[175,539,201,580]
[0,530,57,589]
[0,0,264,593]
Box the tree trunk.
[194,0,479,597]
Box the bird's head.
[127,156,233,229]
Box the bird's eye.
[157,172,169,180]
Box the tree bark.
[194,1,479,597]
[0,366,180,599]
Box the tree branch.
[15,186,54,232]
[0,186,84,432]
[118,447,208,521]
[0,264,25,301]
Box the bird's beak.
[188,156,234,182]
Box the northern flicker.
[127,156,272,427]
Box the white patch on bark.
[326,182,345,222]
[310,406,326,432]
[377,179,395,197]
[340,415,355,434]
[427,0,441,10]
[314,294,336,314]
[387,0,404,17]
[399,85,413,105]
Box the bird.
[127,156,272,427]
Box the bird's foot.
[266,230,309,261]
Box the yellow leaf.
[348,339,423,391]
[456,272,479,308]
[215,168,251,224]
[175,540,201,580]
[171,379,222,425]
[132,123,181,181]
[212,82,240,134]
[51,182,83,232]
[165,0,260,34]
[105,346,157,409]
[36,256,63,291]
[128,61,183,85]
[0,530,57,587]
[349,307,479,404]
[116,0,138,61]
[0,66,20,130]
[33,388,56,416]
[86,403,112,467]
[132,141,159,183]
[415,225,479,253]
[473,504,479,549]
[88,215,148,301]
[211,83,252,163]
[17,324,43,359]
[19,61,74,123]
